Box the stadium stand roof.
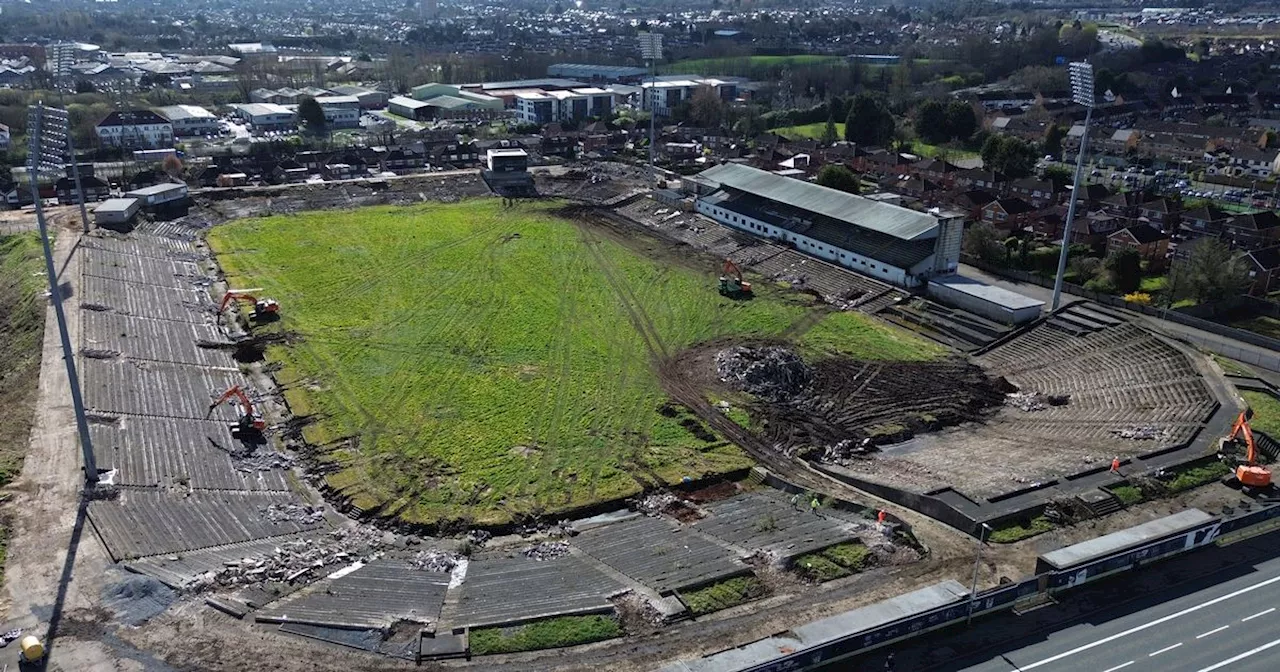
[697,163,940,241]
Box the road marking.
[1242,607,1275,622]
[1196,637,1280,671]
[1197,625,1230,639]
[1149,643,1182,657]
[1101,662,1134,672]
[1017,573,1280,669]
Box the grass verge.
[1241,390,1280,437]
[1166,460,1232,493]
[1210,354,1255,377]
[988,516,1054,543]
[469,615,621,655]
[1109,484,1143,506]
[794,542,873,581]
[0,233,47,586]
[774,122,845,141]
[680,575,768,616]
[1231,316,1280,341]
[209,199,942,527]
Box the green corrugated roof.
[698,163,939,241]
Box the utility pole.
[1051,62,1096,311]
[966,522,991,625]
[28,104,99,484]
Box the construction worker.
[789,493,800,510]
[1110,456,1121,474]
[884,652,895,670]
[810,496,820,515]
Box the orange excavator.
[1222,410,1272,490]
[718,259,752,297]
[220,289,280,319]
[207,385,265,437]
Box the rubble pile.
[258,503,325,525]
[522,541,571,561]
[233,449,295,472]
[1005,391,1070,412]
[193,527,403,591]
[715,346,813,402]
[409,549,462,573]
[820,438,874,464]
[633,491,676,516]
[1111,425,1170,441]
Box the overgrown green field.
[0,233,47,586]
[773,122,845,141]
[1241,391,1280,438]
[209,199,944,527]
[679,575,768,615]
[470,615,621,654]
[660,54,842,75]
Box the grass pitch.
[209,199,942,527]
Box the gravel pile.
[1111,425,1170,441]
[103,574,176,626]
[715,346,812,402]
[258,503,325,525]
[522,541,571,561]
[409,549,461,572]
[1005,391,1070,412]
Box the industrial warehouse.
[693,163,965,288]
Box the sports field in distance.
[209,199,943,527]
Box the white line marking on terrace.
[1242,607,1275,622]
[1017,573,1280,669]
[1196,625,1230,639]
[1196,637,1280,671]
[1149,643,1182,657]
[1101,662,1134,672]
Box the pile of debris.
[820,438,874,464]
[522,541,571,561]
[633,491,677,516]
[409,549,462,573]
[258,503,326,526]
[715,346,813,402]
[1111,425,1170,441]
[233,449,295,472]
[1005,391,1070,412]
[192,527,399,591]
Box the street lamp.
[966,522,992,625]
[638,31,663,179]
[27,104,99,485]
[1050,61,1096,311]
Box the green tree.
[844,94,894,146]
[689,85,726,129]
[1168,238,1253,310]
[964,222,1004,264]
[816,164,860,194]
[981,135,1037,178]
[1102,248,1143,294]
[820,108,839,145]
[916,99,948,144]
[944,100,976,141]
[297,96,327,135]
[1044,124,1065,158]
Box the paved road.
[950,555,1280,672]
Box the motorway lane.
[952,556,1280,672]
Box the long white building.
[693,164,964,288]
